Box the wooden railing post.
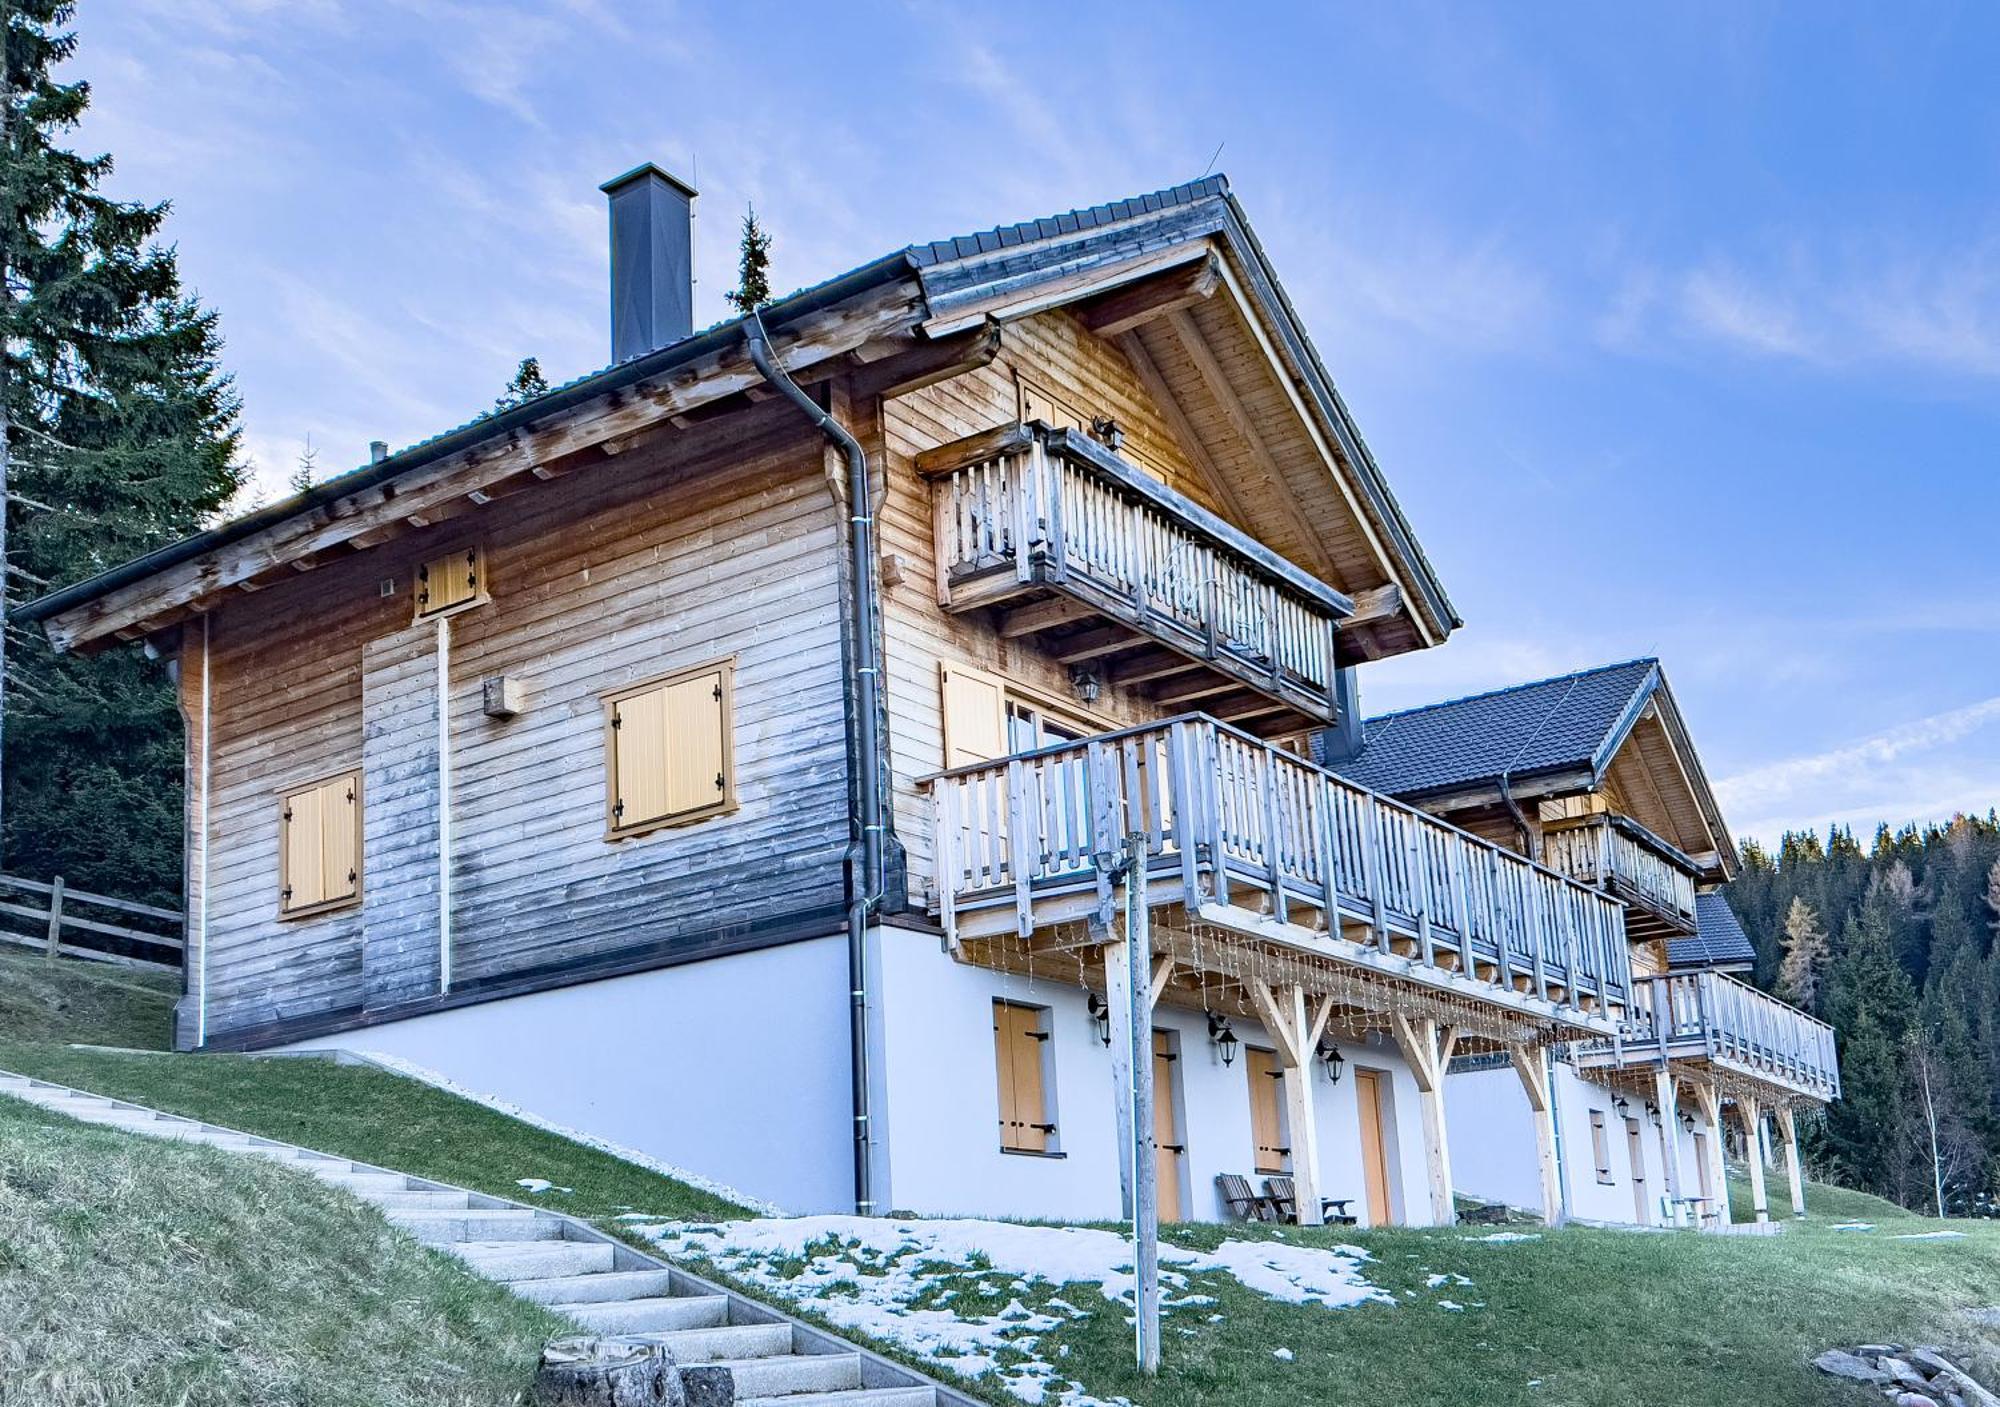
[44,875,65,958]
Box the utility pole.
[1121,832,1160,1376]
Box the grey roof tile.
[1325,659,1659,797]
[1669,892,1758,970]
[905,175,1231,268]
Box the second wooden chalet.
[24,171,1645,1226]
[1328,660,1839,1227]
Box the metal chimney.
[601,163,697,363]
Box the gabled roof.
[21,175,1455,662]
[1669,893,1758,972]
[1328,659,1660,797]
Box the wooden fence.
[0,874,184,972]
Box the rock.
[535,1336,685,1407]
[1896,1394,1943,1407]
[1815,1350,1891,1385]
[1932,1365,2000,1407]
[1965,1309,2000,1329]
[679,1365,735,1407]
[1910,1350,1958,1377]
[1886,1359,1936,1391]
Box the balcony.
[1580,970,1841,1103]
[916,423,1350,734]
[924,714,1633,1037]
[1542,815,1699,939]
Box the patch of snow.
[346,1050,785,1214]
[1468,1232,1540,1243]
[516,1177,573,1195]
[1437,1300,1465,1312]
[642,1216,1386,1405]
[1425,1273,1473,1289]
[1272,1347,1295,1361]
[1892,1231,1966,1241]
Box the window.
[1017,376,1090,434]
[1247,1047,1289,1174]
[415,546,483,619]
[940,663,1098,769]
[994,1000,1057,1153]
[1589,1110,1614,1184]
[604,660,735,837]
[279,771,361,918]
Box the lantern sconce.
[1317,1039,1345,1085]
[1086,992,1112,1048]
[1069,667,1103,706]
[1680,1111,1696,1134]
[1206,1010,1239,1068]
[1645,1100,1661,1123]
[1614,1096,1631,1117]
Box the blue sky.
[74,1,1999,846]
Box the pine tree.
[1777,896,1830,1012]
[289,435,319,495]
[495,356,550,409]
[1985,856,2000,946]
[1,4,244,897]
[724,205,772,314]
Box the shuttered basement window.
[279,771,361,917]
[1590,1110,1615,1184]
[993,1000,1055,1153]
[606,660,735,836]
[1247,1047,1289,1174]
[415,546,482,619]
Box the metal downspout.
[745,314,884,1217]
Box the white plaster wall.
[284,934,855,1214]
[872,929,1436,1225]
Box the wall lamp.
[1317,1039,1346,1085]
[1206,1011,1239,1068]
[1086,992,1111,1047]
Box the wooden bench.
[1264,1176,1356,1225]
[1216,1173,1283,1222]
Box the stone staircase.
[0,1070,967,1407]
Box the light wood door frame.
[1152,1029,1185,1222]
[1246,1047,1289,1174]
[1355,1068,1393,1228]
[1625,1117,1649,1224]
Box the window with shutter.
[415,545,483,619]
[1590,1110,1615,1183]
[938,664,1009,769]
[279,771,361,917]
[605,659,735,837]
[993,1000,1055,1153]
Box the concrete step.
[716,1353,864,1400]
[514,1269,676,1306]
[564,1295,729,1334]
[313,1171,409,1195]
[354,1187,471,1211]
[738,1388,935,1407]
[387,1209,560,1244]
[640,1323,793,1364]
[454,1240,615,1281]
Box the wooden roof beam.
[1114,329,1260,541]
[1053,626,1147,665]
[1077,251,1221,338]
[998,596,1096,638]
[1163,307,1337,581]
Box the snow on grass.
[1829,1222,1875,1232]
[515,1177,572,1195]
[1891,1231,1967,1241]
[1468,1231,1541,1243]
[644,1216,1388,1405]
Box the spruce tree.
[724,205,772,314]
[1,3,244,898]
[495,356,550,409]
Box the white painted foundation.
[284,934,857,1214]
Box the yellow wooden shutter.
[1248,1048,1287,1173]
[283,784,324,913]
[663,668,728,817]
[319,775,359,904]
[417,547,480,616]
[1590,1111,1613,1180]
[1019,378,1088,433]
[994,1002,1048,1153]
[940,664,1009,769]
[612,684,671,830]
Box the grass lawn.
[0,1090,561,1406]
[0,946,177,1049]
[5,959,1999,1407]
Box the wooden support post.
[1246,980,1327,1228]
[1508,1043,1563,1227]
[43,875,65,958]
[1776,1105,1806,1218]
[1653,1068,1688,1226]
[1689,1082,1730,1226]
[1122,842,1161,1378]
[1392,1015,1459,1226]
[1738,1092,1769,1223]
[1103,930,1135,1220]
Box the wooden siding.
[181,408,851,1043]
[874,310,1233,905]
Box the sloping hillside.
[0,947,176,1049]
[0,1091,560,1406]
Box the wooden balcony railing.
[1542,816,1699,933]
[917,424,1351,728]
[925,714,1632,1024]
[1583,970,1841,1102]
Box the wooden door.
[1355,1069,1393,1227]
[1692,1130,1713,1202]
[1246,1048,1288,1173]
[1152,1031,1183,1222]
[1625,1118,1649,1223]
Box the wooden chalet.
[21,171,1678,1225]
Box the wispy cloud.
[1719,696,2000,842]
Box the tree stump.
[535,1336,686,1406]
